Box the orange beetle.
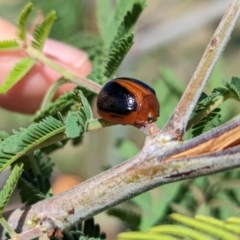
[97,77,160,126]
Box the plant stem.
[25,46,102,94]
[39,78,71,111]
[162,0,240,140]
[87,119,116,131]
[0,217,17,238]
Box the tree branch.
[161,0,240,140]
[2,116,240,239]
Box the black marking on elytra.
[97,81,137,115]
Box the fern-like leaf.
[65,112,84,139]
[104,34,134,78]
[0,131,10,141]
[191,108,221,137]
[120,0,145,33]
[65,90,92,138]
[17,3,33,43]
[33,91,77,122]
[117,214,240,240]
[222,77,240,100]
[111,0,145,47]
[190,90,225,137]
[0,163,23,213]
[32,11,57,51]
[17,178,46,206]
[0,40,20,51]
[0,117,64,173]
[0,57,35,94]
[17,151,54,205]
[99,0,145,49]
[77,90,93,119]
[198,88,227,107]
[171,214,238,239]
[34,150,54,179]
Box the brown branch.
[161,0,240,139]
[2,116,240,239]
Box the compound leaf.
[0,57,35,94]
[32,11,57,51]
[0,163,23,213]
[17,2,33,43]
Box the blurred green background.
[1,0,240,239]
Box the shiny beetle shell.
[97,77,160,125]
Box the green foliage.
[0,116,64,173]
[0,40,20,51]
[191,108,221,137]
[108,182,183,232]
[65,112,85,139]
[0,131,10,141]
[65,90,92,138]
[17,178,46,206]
[118,0,145,34]
[0,58,35,94]
[117,213,240,240]
[110,169,240,236]
[97,0,145,50]
[17,151,54,205]
[104,34,134,78]
[17,3,33,43]
[0,163,23,213]
[222,77,240,100]
[50,218,106,240]
[191,90,223,137]
[94,0,146,84]
[33,91,78,122]
[164,170,240,220]
[32,11,57,51]
[190,77,240,137]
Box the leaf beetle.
[97,77,160,126]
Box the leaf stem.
[39,78,71,111]
[162,0,240,139]
[25,46,102,94]
[0,217,18,238]
[87,119,116,131]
